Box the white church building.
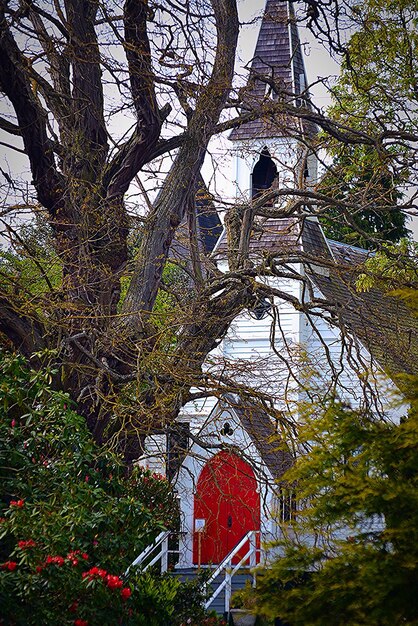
[136,0,413,578]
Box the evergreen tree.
[254,385,418,625]
[253,245,418,626]
[318,0,415,248]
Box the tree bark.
[121,0,240,331]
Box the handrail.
[205,544,253,605]
[125,531,170,577]
[204,530,260,612]
[126,529,261,613]
[205,531,255,587]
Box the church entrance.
[193,451,260,565]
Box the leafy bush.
[0,352,196,625]
[230,581,257,610]
[253,391,418,626]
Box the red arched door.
[193,451,260,565]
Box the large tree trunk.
[0,0,244,463]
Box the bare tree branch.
[63,0,108,175]
[104,0,165,199]
[0,295,46,357]
[0,3,63,213]
[122,0,240,329]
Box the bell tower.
[230,0,317,203]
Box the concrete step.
[173,568,254,615]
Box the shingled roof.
[230,0,314,141]
[223,394,294,480]
[311,240,418,378]
[169,190,223,269]
[214,218,418,379]
[213,216,332,262]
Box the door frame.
[192,450,260,565]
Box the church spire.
[230,0,310,142]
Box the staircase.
[126,530,262,616]
[174,567,254,615]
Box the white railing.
[126,529,262,614]
[204,530,261,613]
[125,531,171,577]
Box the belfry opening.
[251,147,277,200]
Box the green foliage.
[342,0,418,107]
[151,262,188,333]
[0,352,209,625]
[0,218,62,301]
[357,238,418,294]
[253,388,418,626]
[230,580,257,610]
[319,145,409,248]
[319,0,416,247]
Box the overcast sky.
[213,0,418,238]
[1,0,416,240]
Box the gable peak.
[230,0,310,142]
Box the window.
[251,147,278,200]
[295,73,306,108]
[278,487,296,522]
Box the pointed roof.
[222,394,294,480]
[170,192,222,256]
[214,217,418,378]
[230,0,312,141]
[213,217,331,261]
[311,240,418,378]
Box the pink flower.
[82,566,107,580]
[121,587,132,601]
[96,568,108,579]
[10,499,24,508]
[81,553,89,560]
[152,472,166,481]
[106,574,123,589]
[74,620,88,626]
[46,555,65,567]
[67,550,81,566]
[1,561,17,571]
[18,539,36,549]
[11,419,16,428]
[69,601,78,613]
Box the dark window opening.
[220,421,234,436]
[296,73,306,108]
[251,148,278,201]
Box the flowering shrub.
[0,549,185,625]
[0,353,203,625]
[9,500,24,508]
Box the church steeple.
[230,0,310,142]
